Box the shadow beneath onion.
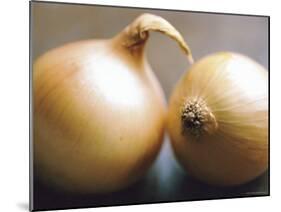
[33,169,268,211]
[161,170,269,202]
[33,173,158,211]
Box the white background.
[0,0,279,212]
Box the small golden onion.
[167,52,268,186]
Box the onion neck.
[181,98,218,138]
[113,13,194,64]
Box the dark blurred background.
[31,1,269,211]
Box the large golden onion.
[33,14,193,193]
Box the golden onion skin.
[33,14,194,194]
[167,52,268,186]
[33,39,166,194]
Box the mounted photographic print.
[30,1,269,211]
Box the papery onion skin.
[167,52,268,186]
[33,14,193,194]
[33,39,165,194]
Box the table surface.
[33,135,268,211]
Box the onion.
[33,14,193,194]
[167,52,268,186]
